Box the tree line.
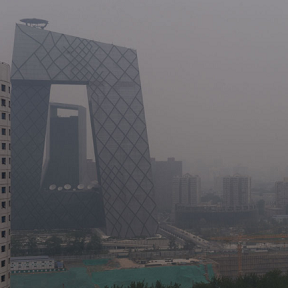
[104,270,288,288]
[11,230,103,256]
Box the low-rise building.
[11,256,54,272]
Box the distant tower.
[0,62,11,288]
[41,103,87,189]
[150,157,182,211]
[172,174,201,220]
[222,175,251,207]
[275,178,288,214]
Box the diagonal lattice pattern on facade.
[11,24,158,237]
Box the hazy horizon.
[2,0,288,183]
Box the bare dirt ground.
[115,258,143,269]
[64,258,143,272]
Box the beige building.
[0,62,11,288]
[172,174,201,219]
[222,175,251,207]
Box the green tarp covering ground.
[11,263,214,288]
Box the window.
[8,186,10,193]
[8,87,10,94]
[8,114,10,121]
[1,275,5,282]
[1,187,5,194]
[8,101,10,108]
[1,231,5,238]
[8,215,10,221]
[1,246,5,252]
[8,172,10,179]
[1,158,5,165]
[1,260,5,267]
[1,129,5,136]
[1,85,5,92]
[9,158,10,164]
[1,202,5,209]
[8,129,10,136]
[1,99,5,107]
[1,217,5,223]
[1,143,5,150]
[1,113,5,120]
[8,143,10,150]
[1,173,5,179]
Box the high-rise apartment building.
[150,157,182,211]
[275,178,288,214]
[172,174,201,219]
[0,62,11,288]
[222,175,251,207]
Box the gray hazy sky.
[1,0,288,180]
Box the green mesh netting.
[11,268,94,288]
[207,264,214,280]
[92,265,213,288]
[11,264,214,288]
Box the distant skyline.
[2,0,288,181]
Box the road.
[159,223,223,251]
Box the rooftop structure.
[19,18,48,29]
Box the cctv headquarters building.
[10,23,158,238]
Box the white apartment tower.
[172,174,201,217]
[222,175,251,207]
[0,63,11,288]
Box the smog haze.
[1,0,288,182]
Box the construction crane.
[210,234,288,276]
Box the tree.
[86,233,102,254]
[169,237,177,250]
[27,236,38,255]
[184,240,195,251]
[66,231,86,255]
[45,236,63,255]
[11,235,25,256]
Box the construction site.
[209,251,288,278]
[11,257,215,288]
[10,222,288,288]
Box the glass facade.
[11,24,157,237]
